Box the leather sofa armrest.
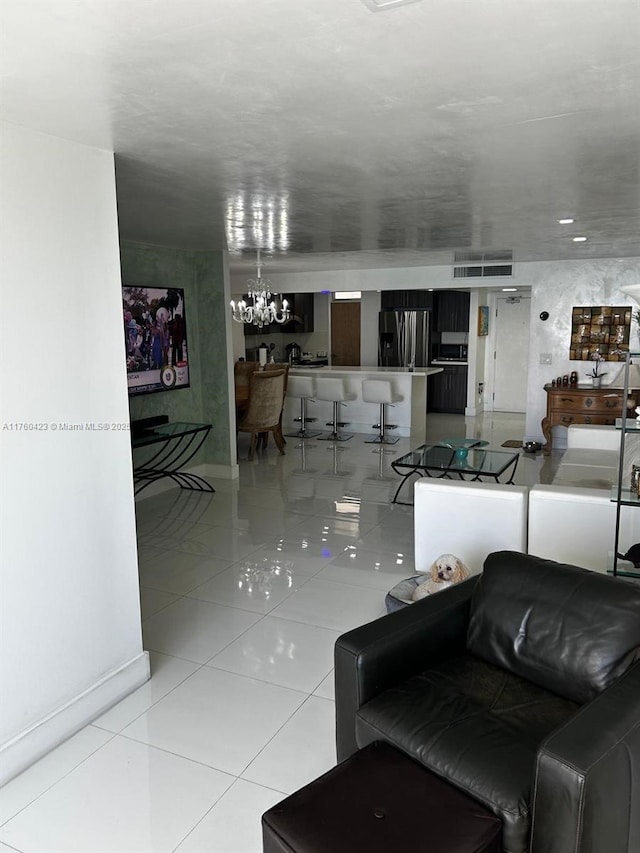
[531,662,640,853]
[334,576,478,761]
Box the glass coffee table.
[436,438,489,459]
[390,441,520,505]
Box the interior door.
[331,302,361,366]
[492,297,531,412]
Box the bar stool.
[314,377,356,442]
[362,379,403,446]
[285,375,321,439]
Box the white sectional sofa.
[413,480,529,573]
[414,424,640,575]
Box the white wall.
[311,292,330,357]
[230,264,456,294]
[231,305,246,361]
[0,122,148,784]
[466,290,483,414]
[360,291,380,367]
[524,259,640,443]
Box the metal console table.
[131,421,214,496]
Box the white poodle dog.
[411,553,471,602]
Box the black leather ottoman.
[262,741,502,853]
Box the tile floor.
[0,413,558,853]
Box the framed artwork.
[122,285,190,396]
[478,305,489,336]
[570,306,631,361]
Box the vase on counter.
[592,376,602,387]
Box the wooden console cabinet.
[542,384,638,453]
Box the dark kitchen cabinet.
[243,318,271,336]
[380,290,433,311]
[428,366,468,414]
[280,292,314,333]
[433,290,470,332]
[243,292,313,335]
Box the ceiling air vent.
[452,250,513,279]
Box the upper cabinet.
[243,292,314,335]
[379,289,469,331]
[280,292,314,333]
[380,290,433,311]
[433,290,470,332]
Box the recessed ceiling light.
[558,218,574,224]
[573,236,587,242]
[359,0,423,11]
[502,288,517,292]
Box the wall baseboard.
[200,462,239,480]
[0,651,150,786]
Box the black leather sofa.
[335,551,640,853]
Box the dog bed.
[385,575,424,613]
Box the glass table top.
[392,444,518,477]
[436,438,490,450]
[131,421,211,447]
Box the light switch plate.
[540,353,552,364]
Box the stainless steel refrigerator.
[378,310,430,368]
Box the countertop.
[289,365,443,377]
[430,360,468,366]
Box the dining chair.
[237,368,288,459]
[260,363,289,449]
[234,361,258,419]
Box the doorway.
[331,302,361,366]
[491,296,531,412]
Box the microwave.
[439,344,467,359]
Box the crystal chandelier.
[230,249,290,328]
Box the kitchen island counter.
[284,365,443,440]
[290,365,442,376]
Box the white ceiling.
[2,0,639,274]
